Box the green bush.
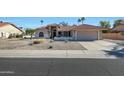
[16,34,23,38]
[102,30,110,33]
[8,34,13,39]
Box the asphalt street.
[0,58,124,76]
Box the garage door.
[77,31,98,41]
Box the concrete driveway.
[79,40,117,51]
[79,40,124,58]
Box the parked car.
[23,35,35,39]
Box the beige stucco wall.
[0,25,23,38]
[34,30,50,38]
[0,25,22,34]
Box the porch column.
[97,30,102,40]
[74,31,77,40]
[56,31,58,37]
[97,30,99,40]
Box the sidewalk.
[0,50,117,59]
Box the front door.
[53,31,56,38]
[39,32,44,37]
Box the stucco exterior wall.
[0,25,23,38]
[0,25,22,34]
[35,31,49,38]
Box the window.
[39,32,44,37]
[58,32,62,37]
[63,31,71,37]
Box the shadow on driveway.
[104,46,124,58]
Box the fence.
[103,33,124,40]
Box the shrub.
[48,45,53,49]
[16,34,23,38]
[33,41,41,44]
[102,30,110,33]
[8,34,13,39]
[50,40,54,43]
[65,39,68,43]
[33,39,46,44]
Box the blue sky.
[0,17,124,29]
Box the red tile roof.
[0,22,10,27]
[58,24,107,31]
[73,24,106,30]
[36,24,107,32]
[0,22,23,32]
[58,26,75,31]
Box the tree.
[99,21,111,33]
[113,19,124,27]
[40,20,44,25]
[99,21,111,28]
[59,21,68,26]
[25,28,35,39]
[78,19,81,24]
[78,17,85,25]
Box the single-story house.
[35,24,106,41]
[112,24,124,34]
[0,22,23,38]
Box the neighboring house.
[102,24,124,40]
[0,22,23,38]
[35,24,106,41]
[113,24,124,34]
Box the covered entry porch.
[54,30,74,40]
[54,26,76,40]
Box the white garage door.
[77,31,98,41]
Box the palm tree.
[78,18,81,24]
[113,19,124,27]
[80,17,85,24]
[78,17,85,25]
[40,20,44,25]
[99,21,111,28]
[99,21,111,33]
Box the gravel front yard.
[0,39,86,50]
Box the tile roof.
[0,22,10,27]
[35,27,48,32]
[36,24,107,32]
[73,24,105,30]
[0,22,23,32]
[58,24,107,31]
[58,26,75,31]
